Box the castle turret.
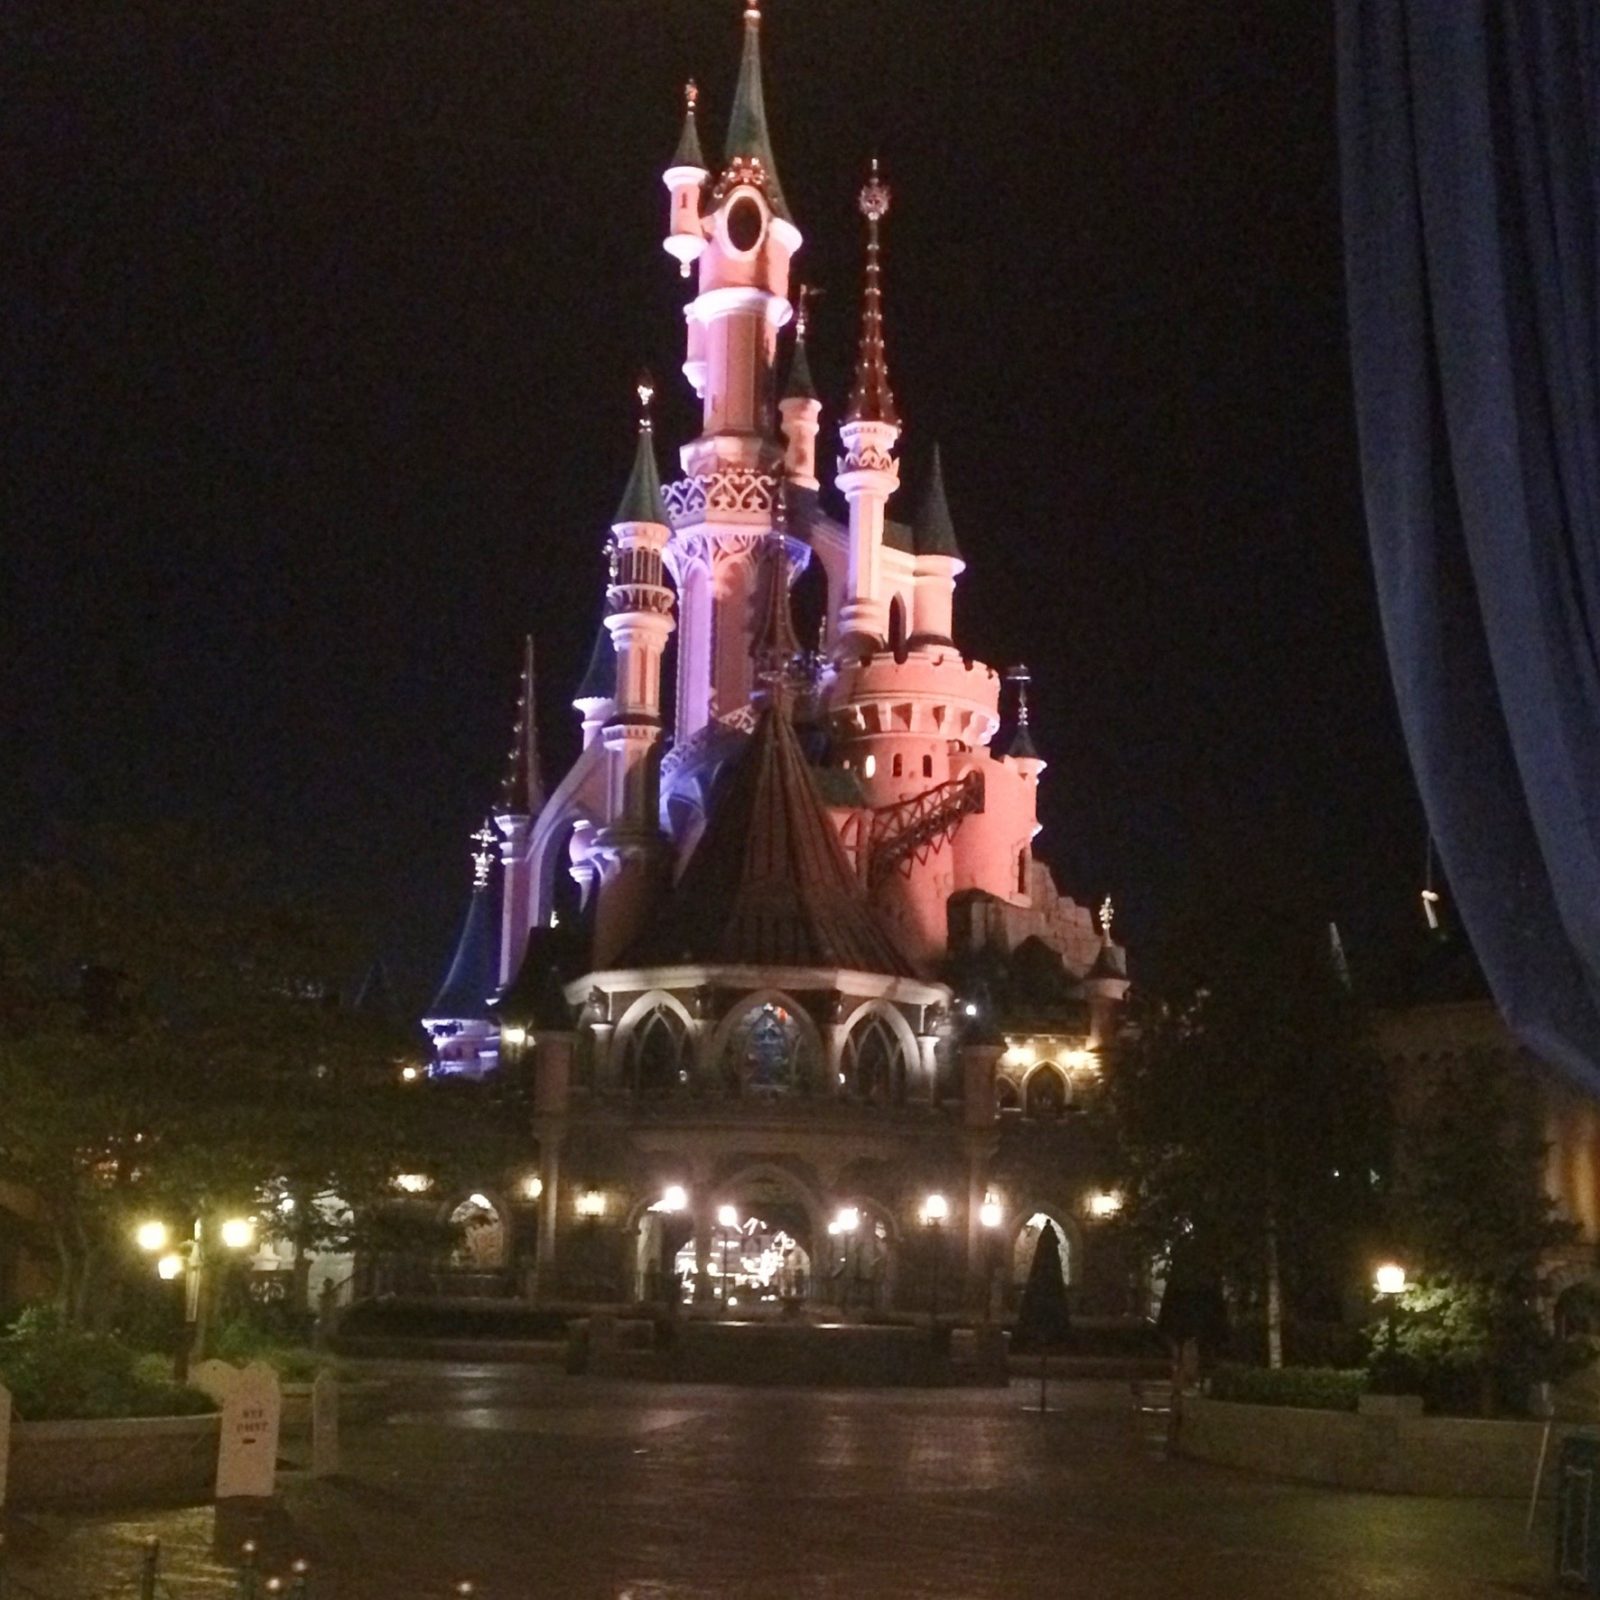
[836,162,901,649]
[494,635,544,985]
[911,445,964,645]
[778,287,821,490]
[668,1,803,743]
[592,381,677,967]
[662,81,709,278]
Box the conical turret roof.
[613,419,669,527]
[782,333,817,401]
[426,883,500,1022]
[672,81,706,170]
[624,702,915,975]
[574,614,614,705]
[913,444,962,560]
[725,5,792,223]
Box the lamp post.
[920,1193,949,1321]
[1374,1261,1408,1355]
[978,1192,1004,1320]
[716,1205,738,1308]
[830,1207,860,1312]
[136,1213,256,1378]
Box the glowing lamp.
[467,1193,493,1212]
[394,1173,432,1194]
[717,1205,739,1229]
[919,1193,950,1225]
[576,1189,606,1219]
[832,1206,860,1236]
[1374,1262,1408,1297]
[521,1175,544,1201]
[659,1184,688,1214]
[979,1195,1004,1229]
[219,1217,255,1250]
[501,1025,528,1048]
[135,1220,170,1254]
[156,1252,185,1281]
[963,1002,978,1018]
[400,1065,420,1083]
[1087,1191,1123,1219]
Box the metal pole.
[929,1223,941,1320]
[238,1539,260,1600]
[140,1538,160,1600]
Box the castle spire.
[673,78,705,170]
[783,283,818,402]
[845,160,899,427]
[750,532,803,700]
[612,375,669,527]
[497,635,545,820]
[725,0,791,222]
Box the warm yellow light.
[576,1189,606,1218]
[1374,1261,1408,1296]
[521,1174,544,1201]
[400,1064,420,1083]
[831,1206,860,1236]
[135,1220,169,1253]
[862,754,877,778]
[219,1217,255,1250]
[1087,1190,1123,1218]
[716,1205,739,1229]
[920,1193,950,1225]
[501,1025,528,1048]
[1062,1047,1098,1071]
[156,1252,185,1281]
[979,1194,1004,1229]
[394,1173,432,1194]
[658,1184,688,1214]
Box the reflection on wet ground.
[3,1364,1550,1600]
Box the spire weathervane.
[685,78,698,114]
[1099,896,1115,941]
[636,371,655,431]
[845,159,899,426]
[1008,662,1033,725]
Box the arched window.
[996,1077,1022,1113]
[1025,1065,1068,1120]
[723,1001,809,1095]
[449,1195,507,1269]
[922,754,933,778]
[892,753,904,777]
[1012,1213,1071,1292]
[888,595,908,659]
[624,1006,687,1099]
[843,1011,906,1105]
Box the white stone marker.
[0,1377,11,1511]
[310,1370,338,1478]
[192,1359,281,1500]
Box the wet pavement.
[2,1363,1554,1599]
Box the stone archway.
[838,999,920,1104]
[708,1161,827,1312]
[1010,1210,1074,1304]
[448,1192,508,1271]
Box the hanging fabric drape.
[1337,2,1600,1091]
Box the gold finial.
[794,282,817,341]
[1099,896,1115,940]
[636,370,655,430]
[743,1,760,22]
[684,78,698,113]
[858,157,890,223]
[471,822,497,889]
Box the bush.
[0,1307,215,1421]
[1208,1363,1366,1411]
[211,1315,330,1382]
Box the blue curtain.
[1338,2,1600,1091]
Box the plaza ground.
[3,1365,1555,1599]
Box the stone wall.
[9,1414,220,1509]
[1178,1395,1571,1498]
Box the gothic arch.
[612,990,696,1099]
[705,989,824,1094]
[888,594,909,661]
[1009,1202,1082,1288]
[529,805,599,927]
[838,999,920,1104]
[1023,1061,1070,1120]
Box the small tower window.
[891,754,903,778]
[1017,850,1028,894]
[922,754,933,778]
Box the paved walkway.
[3,1364,1553,1600]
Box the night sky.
[6,1,1425,1004]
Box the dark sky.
[6,0,1425,1003]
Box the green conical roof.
[672,85,706,170]
[725,8,792,223]
[913,444,962,559]
[613,423,668,527]
[782,333,816,401]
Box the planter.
[1178,1394,1569,1497]
[8,1413,220,1510]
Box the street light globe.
[1374,1261,1408,1296]
[521,1174,544,1202]
[833,1206,860,1235]
[135,1220,169,1253]
[979,1196,1004,1230]
[660,1184,688,1214]
[716,1205,739,1229]
[920,1193,950,1225]
[156,1252,185,1281]
[219,1217,255,1251]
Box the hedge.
[1207,1363,1367,1412]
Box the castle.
[414,4,1133,1316]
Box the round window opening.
[726,195,764,253]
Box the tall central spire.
[497,635,545,820]
[724,0,791,222]
[845,160,899,426]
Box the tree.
[1109,880,1387,1367]
[0,825,448,1335]
[1380,1051,1580,1414]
